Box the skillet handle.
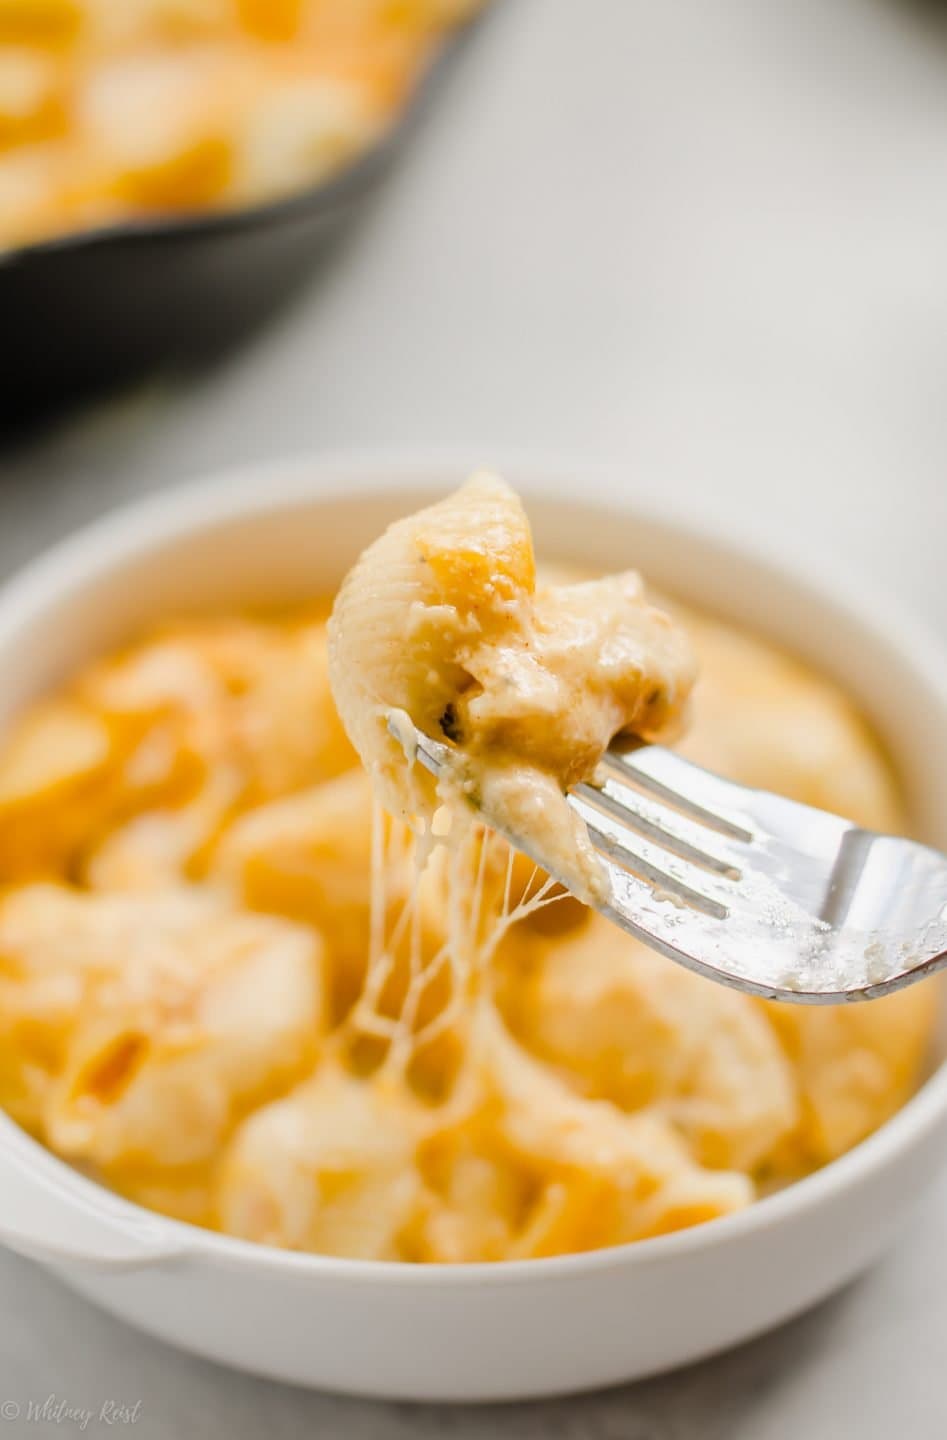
[0,1122,188,1270]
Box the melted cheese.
[328,473,696,903]
[0,0,481,249]
[0,485,936,1263]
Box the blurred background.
[1,0,944,636]
[0,1,946,1434]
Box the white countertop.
[1,0,945,1433]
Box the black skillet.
[0,21,480,423]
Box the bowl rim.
[1,448,945,1290]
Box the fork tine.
[595,855,800,1002]
[408,721,738,915]
[609,745,755,841]
[402,724,453,778]
[395,717,947,1004]
[576,776,742,879]
[569,792,732,918]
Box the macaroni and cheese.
[0,479,935,1262]
[0,0,481,250]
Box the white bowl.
[0,455,945,1403]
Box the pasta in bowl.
[0,457,944,1397]
[0,471,937,1263]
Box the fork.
[399,725,947,1004]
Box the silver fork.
[400,726,947,1004]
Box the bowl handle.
[0,1123,189,1270]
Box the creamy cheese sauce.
[0,489,935,1262]
[328,472,696,905]
[0,0,481,249]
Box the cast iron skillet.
[0,23,479,422]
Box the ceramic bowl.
[0,454,944,1401]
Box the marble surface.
[1,0,946,1433]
